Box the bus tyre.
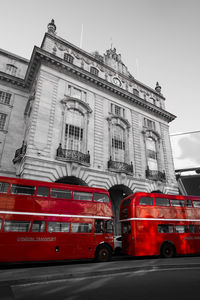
[95,245,111,262]
[161,242,175,258]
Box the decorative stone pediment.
[60,96,92,115]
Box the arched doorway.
[109,185,132,235]
[55,176,88,186]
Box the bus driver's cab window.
[95,219,103,233]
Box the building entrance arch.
[55,176,88,186]
[109,185,132,235]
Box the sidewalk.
[0,256,200,286]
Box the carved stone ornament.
[55,42,69,52]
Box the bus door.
[122,221,132,255]
[70,222,94,259]
[94,219,113,248]
[94,219,104,244]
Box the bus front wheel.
[161,242,176,258]
[95,245,112,262]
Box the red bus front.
[120,192,200,258]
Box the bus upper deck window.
[185,200,192,207]
[139,197,154,206]
[50,188,72,199]
[155,198,170,206]
[0,182,9,193]
[73,191,93,201]
[170,199,185,207]
[193,201,200,208]
[94,193,109,203]
[10,184,35,196]
[37,186,49,197]
[122,198,131,207]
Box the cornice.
[42,33,165,100]
[26,47,175,123]
[0,71,28,92]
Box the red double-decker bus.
[120,192,200,258]
[0,177,114,263]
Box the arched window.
[112,125,125,162]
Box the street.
[1,256,200,299]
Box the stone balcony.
[56,144,90,166]
[108,157,133,175]
[146,168,166,182]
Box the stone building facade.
[0,20,178,234]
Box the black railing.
[146,168,166,182]
[13,141,27,164]
[56,144,90,165]
[108,158,133,175]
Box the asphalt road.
[1,256,200,299]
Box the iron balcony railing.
[108,157,133,175]
[146,168,166,182]
[13,141,27,164]
[56,144,90,166]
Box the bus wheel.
[161,242,175,258]
[95,245,111,262]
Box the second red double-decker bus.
[120,192,200,258]
[0,177,114,263]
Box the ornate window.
[112,125,125,162]
[57,96,92,165]
[107,115,133,174]
[146,137,158,171]
[64,110,84,151]
[64,53,74,64]
[142,128,166,181]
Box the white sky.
[1,0,200,134]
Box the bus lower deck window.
[175,225,189,233]
[158,224,173,233]
[4,220,31,232]
[123,222,131,234]
[32,221,45,232]
[48,222,70,233]
[71,223,92,233]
